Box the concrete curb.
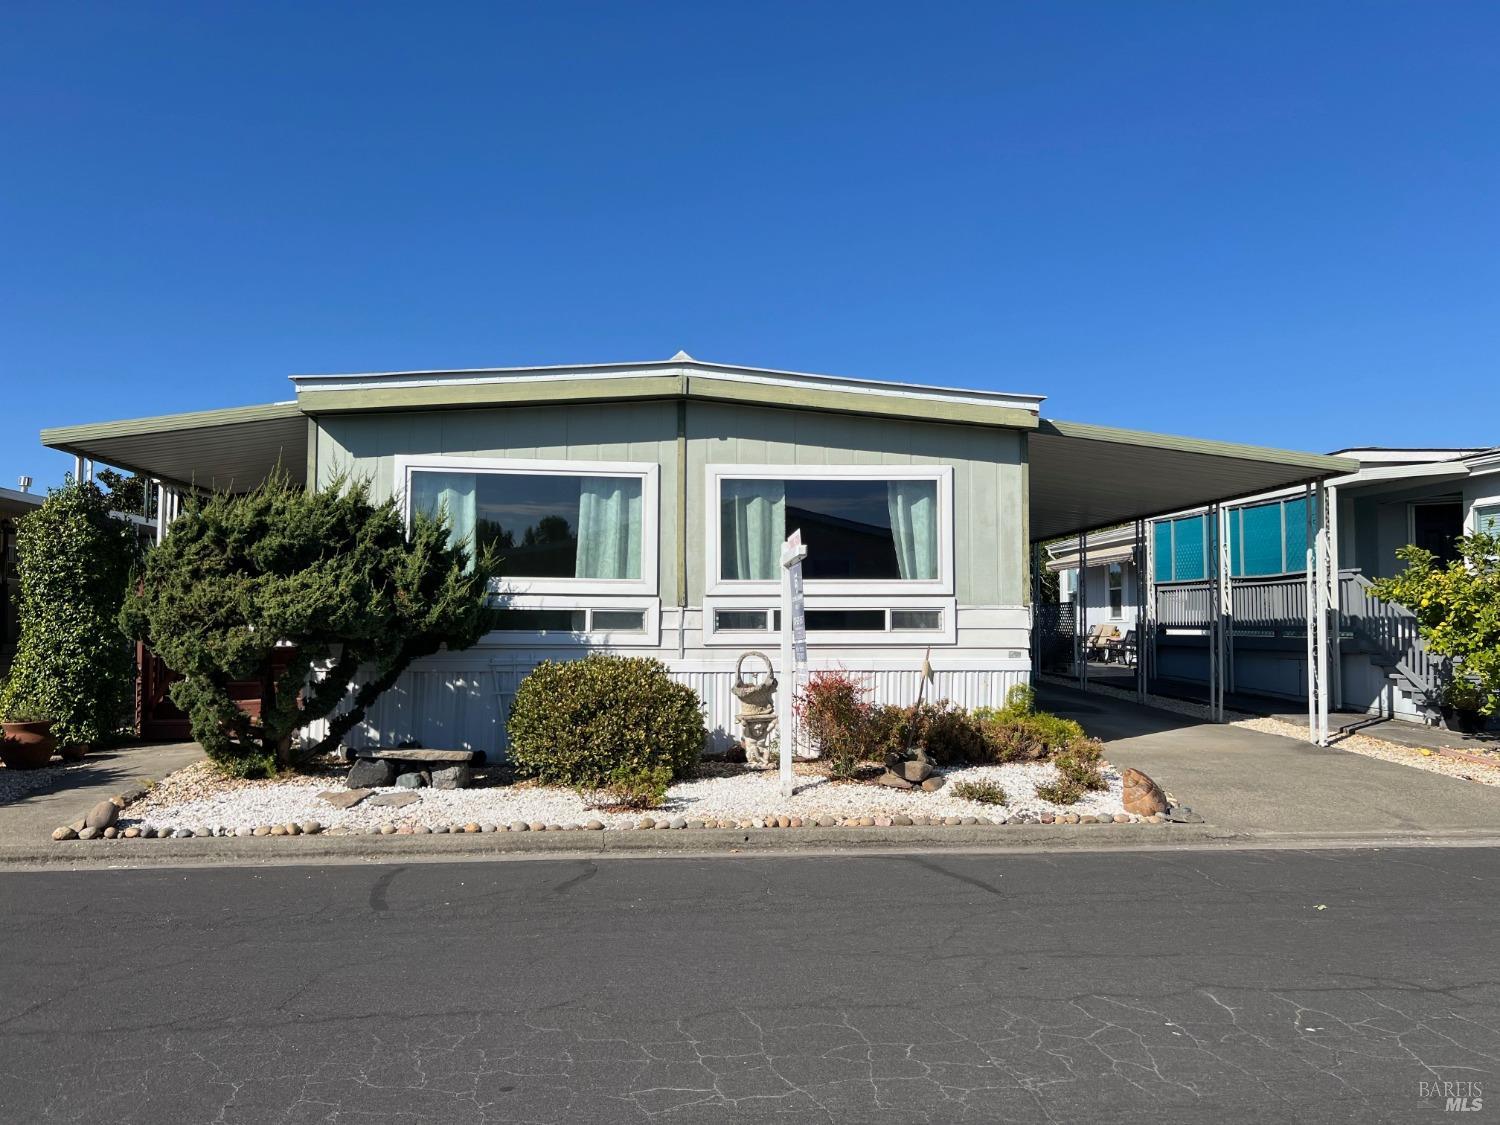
[1,821,1230,868]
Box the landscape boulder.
[347,758,396,789]
[430,764,471,790]
[84,800,118,831]
[1120,768,1169,816]
[394,770,428,789]
[900,758,934,784]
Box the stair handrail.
[1339,570,1449,701]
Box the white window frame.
[483,594,661,648]
[705,463,955,598]
[1468,500,1500,536]
[1106,562,1124,620]
[702,594,957,648]
[394,454,660,597]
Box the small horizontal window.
[491,608,585,632]
[891,609,943,631]
[805,609,886,632]
[715,610,770,631]
[590,609,647,633]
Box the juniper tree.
[121,474,497,776]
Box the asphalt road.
[2,848,1496,1124]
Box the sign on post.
[779,530,809,797]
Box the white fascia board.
[288,358,1045,414]
[1329,448,1487,463]
[0,486,44,508]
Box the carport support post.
[1077,531,1088,691]
[1215,502,1232,721]
[1316,482,1331,747]
[1206,503,1220,722]
[1305,484,1318,743]
[1134,518,1148,704]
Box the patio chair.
[1109,629,1137,666]
[1085,625,1120,663]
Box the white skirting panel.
[306,657,1033,757]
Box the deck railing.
[1155,573,1319,631]
[1151,571,1446,703]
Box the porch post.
[155,481,167,546]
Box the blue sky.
[3,1,1497,489]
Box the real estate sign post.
[779,530,808,797]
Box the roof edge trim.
[1039,419,1358,475]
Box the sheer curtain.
[574,477,643,580]
[887,481,938,580]
[411,472,477,564]
[721,479,785,580]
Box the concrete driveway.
[1038,683,1500,843]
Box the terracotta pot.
[0,721,57,770]
[58,741,91,762]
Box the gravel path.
[1041,674,1500,788]
[123,759,1129,834]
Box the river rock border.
[51,795,1201,841]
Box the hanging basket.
[732,651,777,710]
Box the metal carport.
[1027,419,1356,745]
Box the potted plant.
[0,702,58,770]
[1440,678,1487,735]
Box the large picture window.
[711,466,951,595]
[395,456,660,613]
[410,470,642,580]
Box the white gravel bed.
[123,759,1129,834]
[1041,673,1500,787]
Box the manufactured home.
[1047,446,1500,728]
[40,355,1353,753]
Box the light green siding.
[316,401,682,600]
[685,402,1025,606]
[314,398,1028,610]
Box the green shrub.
[796,670,874,779]
[866,701,990,766]
[589,763,672,810]
[1371,533,1500,715]
[1037,737,1108,804]
[122,474,496,777]
[1035,775,1086,805]
[508,655,706,788]
[0,481,140,746]
[952,779,1007,805]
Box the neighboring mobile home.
[40,355,1352,754]
[1048,446,1500,727]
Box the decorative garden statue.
[732,651,778,769]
